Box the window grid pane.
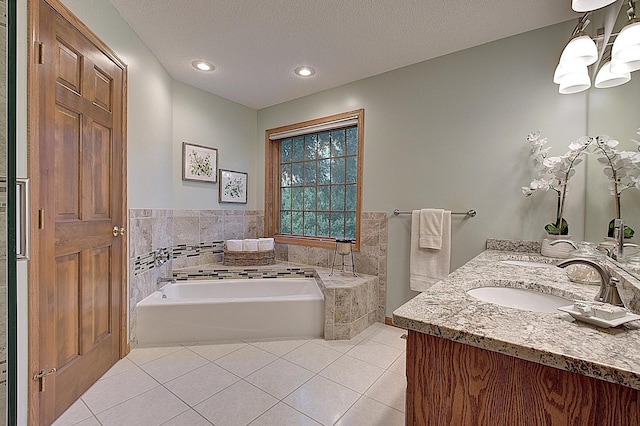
[278,125,357,239]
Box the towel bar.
[393,209,477,217]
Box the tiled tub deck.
[134,263,380,342]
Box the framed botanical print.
[219,169,248,203]
[182,142,218,183]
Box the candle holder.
[330,239,357,276]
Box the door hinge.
[38,209,45,229]
[33,368,56,392]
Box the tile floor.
[53,323,407,426]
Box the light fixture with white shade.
[559,69,592,94]
[554,62,589,84]
[554,2,640,94]
[610,2,640,72]
[560,33,599,66]
[595,59,632,87]
[572,0,617,12]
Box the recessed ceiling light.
[192,60,215,72]
[294,66,315,77]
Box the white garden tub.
[135,278,324,345]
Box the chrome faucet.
[610,219,640,262]
[557,258,624,307]
[614,219,625,261]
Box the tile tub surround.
[128,209,388,342]
[170,262,379,341]
[393,248,640,390]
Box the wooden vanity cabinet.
[405,330,640,425]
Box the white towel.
[410,210,451,292]
[243,239,259,251]
[258,238,274,251]
[226,240,243,252]
[419,208,445,249]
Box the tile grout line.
[57,324,407,426]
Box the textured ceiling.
[107,0,578,109]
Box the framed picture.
[219,169,248,204]
[182,142,218,183]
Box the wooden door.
[28,0,128,423]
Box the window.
[265,109,364,250]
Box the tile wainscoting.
[128,209,388,343]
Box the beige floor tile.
[81,366,158,414]
[355,322,385,340]
[161,408,213,425]
[250,402,322,426]
[309,337,359,354]
[187,341,248,361]
[245,358,314,399]
[98,357,138,381]
[139,347,209,383]
[319,354,385,393]
[367,326,408,350]
[72,418,101,426]
[346,339,404,369]
[248,338,308,356]
[51,399,93,426]
[96,386,189,426]
[335,395,405,426]
[282,342,342,373]
[194,381,277,426]
[127,345,182,366]
[214,345,278,377]
[365,370,407,412]
[164,362,240,406]
[388,352,407,376]
[284,375,360,426]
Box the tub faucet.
[557,258,624,306]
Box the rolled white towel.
[226,240,244,252]
[243,239,259,251]
[258,237,275,251]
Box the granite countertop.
[393,249,640,390]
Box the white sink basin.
[467,287,571,313]
[500,260,556,268]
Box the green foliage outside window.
[279,126,358,239]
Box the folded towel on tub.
[243,239,259,251]
[258,238,275,251]
[226,240,243,251]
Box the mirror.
[584,6,640,279]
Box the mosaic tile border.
[133,241,225,276]
[172,267,317,281]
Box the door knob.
[113,226,126,237]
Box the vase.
[540,234,575,259]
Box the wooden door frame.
[27,0,128,423]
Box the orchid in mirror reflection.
[522,131,591,235]
[591,130,640,239]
